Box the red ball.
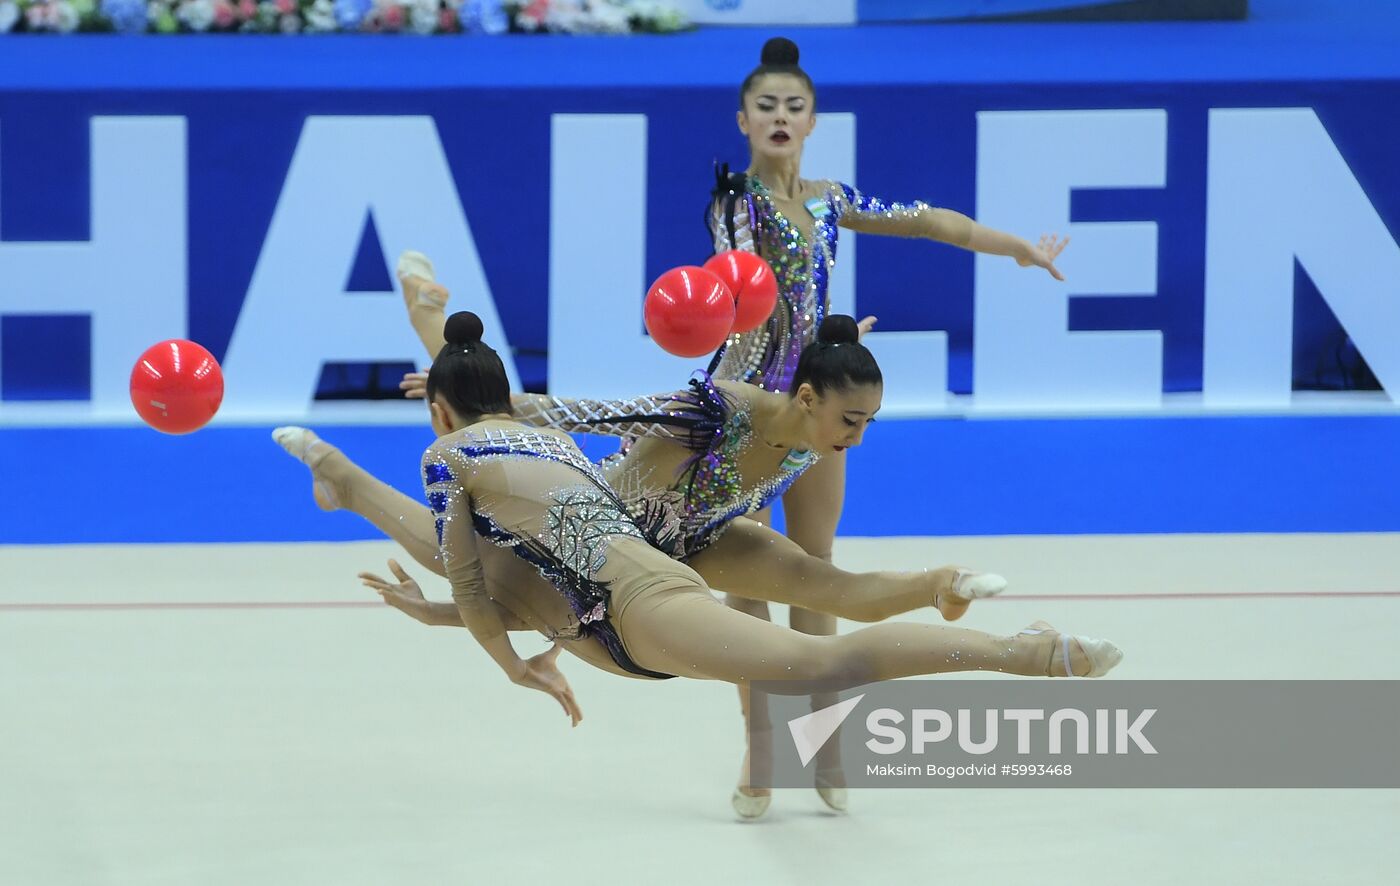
[703,250,778,334]
[644,266,736,358]
[129,340,225,435]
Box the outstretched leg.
[396,251,450,360]
[273,428,445,577]
[691,517,1003,623]
[615,581,1122,688]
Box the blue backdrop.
[3,6,1399,542]
[2,13,1399,399]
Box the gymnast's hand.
[513,642,583,727]
[400,370,429,400]
[359,559,430,623]
[857,315,878,340]
[1016,233,1070,281]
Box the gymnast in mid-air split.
[275,306,1010,653]
[274,311,1123,768]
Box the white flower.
[22,0,81,31]
[587,0,630,34]
[621,0,685,30]
[52,0,81,31]
[0,1,20,33]
[305,0,336,30]
[543,0,584,32]
[177,0,217,30]
[408,0,436,33]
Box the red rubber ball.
[644,266,736,358]
[129,339,225,435]
[703,250,778,335]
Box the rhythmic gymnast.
[393,250,1000,594]
[694,36,1073,814]
[277,310,1005,641]
[328,313,1121,744]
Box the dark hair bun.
[761,37,800,66]
[817,314,860,346]
[444,311,485,346]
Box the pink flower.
[213,0,234,26]
[238,0,256,18]
[25,3,51,29]
[275,0,293,13]
[516,0,547,28]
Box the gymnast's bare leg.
[775,450,849,808]
[615,581,1118,688]
[272,427,445,577]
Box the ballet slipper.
[731,785,772,821]
[271,426,343,512]
[732,742,772,821]
[396,251,448,309]
[934,569,1007,622]
[1019,620,1123,678]
[814,769,848,813]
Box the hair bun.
[760,37,800,67]
[817,315,860,347]
[444,311,485,346]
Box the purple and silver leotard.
[706,170,938,392]
[513,373,816,560]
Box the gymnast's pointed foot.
[732,779,772,822]
[396,250,449,309]
[732,741,772,821]
[271,426,346,512]
[934,569,1007,622]
[1020,620,1124,677]
[815,768,848,813]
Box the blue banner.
[1,27,1398,418]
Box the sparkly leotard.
[512,373,816,560]
[707,170,938,392]
[423,426,683,680]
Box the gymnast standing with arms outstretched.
[702,36,1070,816]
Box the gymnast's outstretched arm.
[832,182,1068,280]
[509,386,725,444]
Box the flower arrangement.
[0,0,687,34]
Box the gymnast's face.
[739,74,816,163]
[795,381,882,455]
